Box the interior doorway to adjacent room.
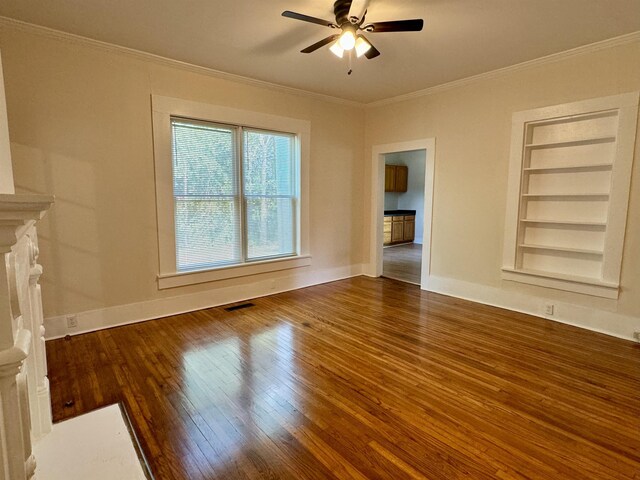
[382,150,426,285]
[369,139,435,289]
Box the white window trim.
[501,92,639,299]
[151,95,311,289]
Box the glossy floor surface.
[47,277,640,480]
[383,243,422,285]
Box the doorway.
[369,139,435,289]
[382,150,426,284]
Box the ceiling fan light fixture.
[283,1,424,62]
[355,37,371,57]
[338,29,356,50]
[329,41,345,58]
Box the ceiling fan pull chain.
[347,49,353,75]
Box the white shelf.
[523,163,613,173]
[519,244,603,256]
[524,136,616,149]
[502,267,617,288]
[522,193,609,198]
[520,219,606,227]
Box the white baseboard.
[422,275,639,341]
[46,266,639,342]
[45,264,365,340]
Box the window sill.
[501,267,619,299]
[158,255,312,289]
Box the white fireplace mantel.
[0,194,54,253]
[0,193,54,480]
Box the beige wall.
[2,20,639,337]
[0,25,366,318]
[365,40,640,323]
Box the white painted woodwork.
[34,405,147,480]
[0,48,54,480]
[151,95,311,288]
[369,138,435,288]
[502,92,639,298]
[0,196,54,480]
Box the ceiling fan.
[282,0,424,60]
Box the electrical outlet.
[633,331,640,342]
[544,304,554,316]
[66,315,78,329]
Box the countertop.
[384,210,416,216]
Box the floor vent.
[224,302,255,312]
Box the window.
[172,119,296,270]
[502,92,639,298]
[152,96,310,289]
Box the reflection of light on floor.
[179,322,296,471]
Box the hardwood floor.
[383,243,422,284]
[46,277,640,480]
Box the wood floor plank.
[46,277,640,479]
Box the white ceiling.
[0,0,639,103]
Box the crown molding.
[0,15,638,109]
[0,16,364,109]
[366,30,640,108]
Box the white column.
[0,195,53,480]
[0,329,31,480]
[25,231,52,438]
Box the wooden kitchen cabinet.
[403,217,415,241]
[384,165,408,192]
[394,166,408,192]
[383,217,392,244]
[384,214,415,246]
[384,165,396,192]
[391,216,404,243]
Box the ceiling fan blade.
[301,34,341,53]
[359,35,380,59]
[282,10,336,28]
[365,19,424,33]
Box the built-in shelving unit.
[502,92,639,298]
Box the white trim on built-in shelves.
[502,91,639,298]
[518,244,603,256]
[501,269,619,299]
[524,136,617,149]
[519,219,607,227]
[523,163,613,173]
[521,193,609,198]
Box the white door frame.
[368,138,436,289]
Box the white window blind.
[243,129,296,260]
[171,118,297,272]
